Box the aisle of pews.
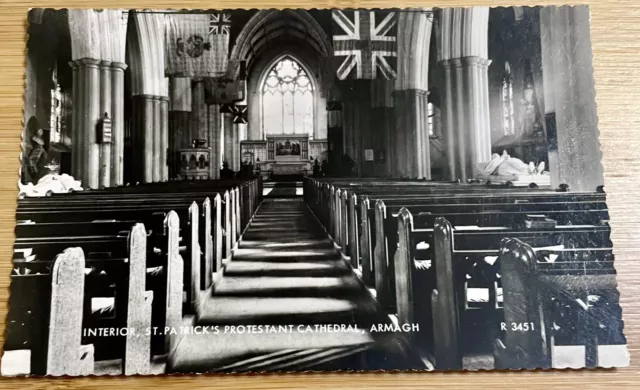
[167,199,425,372]
[2,175,629,375]
[304,177,628,370]
[4,179,262,375]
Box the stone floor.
[167,197,425,373]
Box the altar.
[241,135,328,179]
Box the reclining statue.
[480,151,545,177]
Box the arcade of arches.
[24,7,603,192]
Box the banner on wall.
[204,60,247,105]
[165,13,230,77]
[332,10,397,80]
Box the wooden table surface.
[1,0,639,388]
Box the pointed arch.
[126,10,167,96]
[259,53,317,139]
[436,7,489,62]
[230,9,332,71]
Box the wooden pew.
[5,179,262,375]
[19,178,262,239]
[16,198,214,317]
[391,211,619,370]
[305,176,580,253]
[493,238,626,370]
[3,224,155,376]
[363,197,605,288]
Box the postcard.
[2,6,628,376]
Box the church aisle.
[167,197,426,373]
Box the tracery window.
[502,61,516,136]
[47,66,63,144]
[261,57,314,139]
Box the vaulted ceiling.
[230,10,332,74]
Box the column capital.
[450,58,463,68]
[72,58,101,68]
[439,59,452,70]
[135,93,165,101]
[99,60,113,70]
[159,96,170,102]
[111,61,128,72]
[461,56,482,66]
[392,89,429,97]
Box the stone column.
[327,104,343,172]
[191,79,207,142]
[168,77,192,179]
[159,96,169,181]
[234,123,244,171]
[370,80,394,177]
[440,56,492,182]
[341,80,370,176]
[70,62,80,179]
[70,58,101,189]
[208,104,222,179]
[441,60,457,179]
[131,94,167,183]
[541,6,603,191]
[99,61,112,188]
[151,96,162,182]
[110,62,127,186]
[223,113,239,172]
[393,89,431,179]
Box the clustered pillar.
[223,113,240,172]
[341,80,371,176]
[207,104,222,179]
[130,94,169,183]
[110,62,127,186]
[541,6,604,192]
[392,89,431,179]
[168,77,192,178]
[70,58,127,189]
[191,79,207,142]
[440,56,492,182]
[369,80,394,177]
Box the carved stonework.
[178,148,210,180]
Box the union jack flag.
[332,10,397,80]
[209,13,231,35]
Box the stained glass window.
[49,66,63,144]
[502,61,516,136]
[262,57,314,139]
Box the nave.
[3,175,629,376]
[169,198,423,373]
[3,178,427,376]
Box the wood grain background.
[0,1,639,388]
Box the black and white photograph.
[2,6,629,376]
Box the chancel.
[3,6,628,377]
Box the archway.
[259,53,317,140]
[231,9,332,141]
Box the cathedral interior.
[22,7,602,191]
[4,6,626,377]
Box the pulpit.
[178,148,210,180]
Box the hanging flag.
[204,60,246,104]
[220,104,248,124]
[165,13,230,78]
[332,10,397,80]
